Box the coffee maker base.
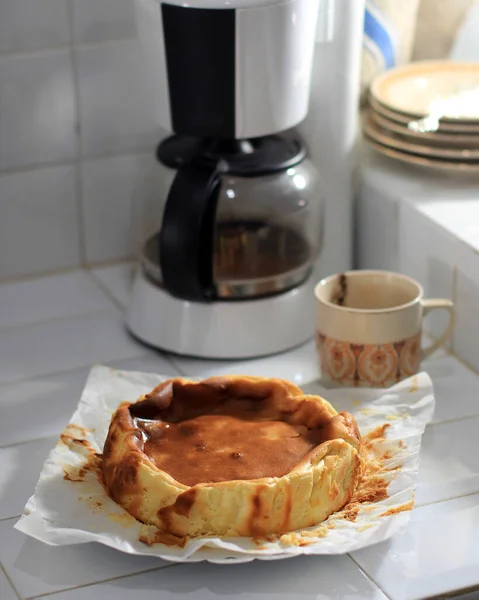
[126,268,315,359]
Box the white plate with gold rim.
[369,110,479,148]
[363,113,479,161]
[365,137,479,174]
[370,60,479,123]
[369,96,479,134]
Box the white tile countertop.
[1,265,479,600]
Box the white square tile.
[76,40,158,156]
[72,0,137,43]
[0,0,70,54]
[0,568,18,600]
[0,310,150,385]
[0,166,80,279]
[417,198,479,255]
[0,51,76,170]
[0,271,112,330]
[415,416,479,506]
[42,554,387,600]
[356,175,400,271]
[170,339,319,387]
[453,258,479,373]
[352,494,479,600]
[0,436,56,520]
[0,368,90,447]
[0,518,167,598]
[423,348,479,424]
[398,201,458,346]
[82,155,148,263]
[362,147,479,200]
[91,262,135,307]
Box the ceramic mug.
[314,270,455,387]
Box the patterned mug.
[314,270,455,388]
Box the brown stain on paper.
[380,499,415,518]
[273,423,413,548]
[409,376,419,393]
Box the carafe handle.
[159,164,220,301]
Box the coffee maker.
[127,0,361,359]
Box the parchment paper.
[15,366,435,563]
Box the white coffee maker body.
[127,0,365,359]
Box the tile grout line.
[0,515,21,523]
[0,36,139,62]
[0,147,153,180]
[83,268,182,376]
[433,263,479,378]
[66,0,87,267]
[28,563,180,599]
[0,262,133,287]
[0,562,22,600]
[414,488,479,511]
[0,346,155,394]
[0,306,119,334]
[86,269,128,312]
[427,412,479,430]
[169,358,188,377]
[347,554,394,600]
[0,432,57,452]
[424,581,479,599]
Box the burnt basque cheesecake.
[102,376,362,538]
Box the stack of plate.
[364,61,479,173]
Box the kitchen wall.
[0,0,163,281]
[0,0,474,282]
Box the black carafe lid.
[157,133,306,176]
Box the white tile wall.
[355,173,400,272]
[358,151,479,366]
[0,310,152,385]
[82,154,148,263]
[0,2,158,278]
[72,0,137,44]
[0,270,113,329]
[417,198,479,254]
[398,201,459,346]
[0,50,76,171]
[454,253,479,373]
[91,262,135,307]
[423,347,479,424]
[0,166,80,279]
[0,0,70,54]
[76,40,158,157]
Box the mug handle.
[421,298,455,360]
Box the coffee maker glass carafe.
[135,135,323,302]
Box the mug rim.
[314,269,424,314]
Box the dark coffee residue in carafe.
[214,221,310,280]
